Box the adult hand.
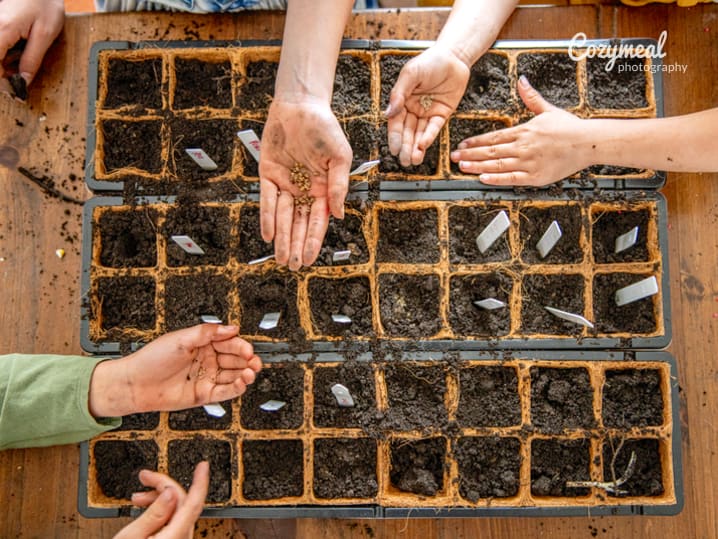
[450,76,588,186]
[385,44,471,167]
[89,324,262,418]
[259,97,352,271]
[0,0,64,83]
[114,461,209,539]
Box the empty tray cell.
[313,438,378,499]
[602,438,664,497]
[457,52,511,112]
[520,273,585,335]
[163,204,231,267]
[343,118,378,171]
[457,366,520,427]
[313,362,377,429]
[333,54,372,117]
[164,273,231,331]
[390,437,447,496]
[519,204,583,265]
[173,57,232,109]
[314,211,369,267]
[94,440,158,500]
[448,204,512,264]
[168,438,232,503]
[377,207,439,264]
[104,57,162,110]
[98,208,157,268]
[384,363,447,431]
[449,273,512,337]
[378,121,440,176]
[169,401,233,430]
[238,119,263,177]
[114,412,159,431]
[240,364,304,430]
[378,273,442,338]
[237,273,300,339]
[96,276,156,332]
[236,204,273,263]
[379,53,412,109]
[531,367,595,432]
[456,437,521,501]
[449,119,512,175]
[308,276,373,337]
[591,208,651,264]
[102,119,162,174]
[602,369,664,428]
[169,118,236,180]
[587,57,649,110]
[517,52,580,109]
[593,272,657,334]
[531,438,591,497]
[242,439,304,500]
[237,59,278,112]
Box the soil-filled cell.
[168,438,231,503]
[240,364,304,430]
[237,60,278,112]
[592,208,650,264]
[603,369,664,428]
[163,204,231,266]
[377,207,439,264]
[457,52,511,112]
[343,118,378,171]
[94,440,158,499]
[313,363,377,429]
[174,58,232,109]
[238,119,263,177]
[457,366,521,427]
[520,273,585,335]
[315,212,369,267]
[333,54,372,117]
[531,367,595,432]
[113,412,159,431]
[448,204,512,263]
[449,119,511,175]
[517,53,579,109]
[164,273,231,331]
[313,438,378,499]
[97,276,156,332]
[586,164,645,177]
[449,273,512,338]
[102,120,162,174]
[98,208,157,268]
[384,364,447,431]
[170,118,236,180]
[378,122,440,176]
[531,438,591,497]
[602,438,664,497]
[242,439,304,500]
[519,205,583,264]
[237,274,300,339]
[378,273,442,338]
[236,204,272,263]
[308,276,373,337]
[587,57,649,109]
[593,272,657,334]
[105,58,162,110]
[390,437,446,496]
[456,437,521,501]
[169,401,233,430]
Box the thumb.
[114,488,176,539]
[518,75,556,115]
[385,61,419,118]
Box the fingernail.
[20,72,32,84]
[519,75,529,88]
[459,161,468,170]
[221,324,238,331]
[479,174,490,182]
[458,142,467,150]
[160,488,174,501]
[450,151,460,161]
[383,104,393,117]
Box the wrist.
[433,40,476,71]
[88,358,135,418]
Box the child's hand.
[450,76,589,186]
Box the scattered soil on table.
[242,439,304,500]
[602,369,664,428]
[457,366,521,427]
[457,52,512,112]
[343,118,378,170]
[377,207,439,264]
[531,367,595,432]
[456,437,521,501]
[105,58,162,110]
[315,212,369,266]
[531,438,591,496]
[308,276,373,337]
[163,204,231,266]
[520,273,585,335]
[333,54,372,117]
[384,363,447,431]
[164,273,231,331]
[587,57,648,109]
[313,362,377,429]
[517,53,579,109]
[174,58,232,109]
[378,122,440,176]
[592,208,650,263]
[313,438,378,499]
[603,438,663,497]
[102,120,162,174]
[238,119,263,177]
[97,276,156,332]
[240,364,304,430]
[519,204,584,264]
[378,273,442,338]
[99,208,157,268]
[237,273,301,339]
[236,204,273,263]
[94,440,158,499]
[379,54,411,109]
[593,272,657,334]
[169,401,233,430]
[237,60,278,112]
[449,119,511,175]
[448,204,512,263]
[168,438,232,502]
[114,412,159,431]
[170,118,236,180]
[449,273,512,337]
[390,437,446,496]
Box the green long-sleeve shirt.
[0,354,121,450]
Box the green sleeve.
[0,354,122,450]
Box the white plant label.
[544,306,594,328]
[332,250,352,262]
[259,312,281,330]
[248,254,275,265]
[201,315,222,324]
[237,129,261,162]
[473,298,506,310]
[615,276,658,307]
[536,220,563,258]
[350,159,381,175]
[203,403,227,418]
[185,148,218,171]
[171,235,205,255]
[331,383,355,407]
[475,210,510,254]
[260,400,286,412]
[331,314,352,324]
[615,226,639,254]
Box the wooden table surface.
[1,5,716,538]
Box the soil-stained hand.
[259,97,352,271]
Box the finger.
[248,355,263,373]
[303,196,329,266]
[259,177,278,242]
[458,157,524,175]
[327,161,350,220]
[207,378,248,402]
[458,127,518,150]
[518,75,557,115]
[399,113,417,168]
[130,490,160,507]
[288,203,309,271]
[114,488,176,539]
[387,107,406,156]
[138,470,186,500]
[385,60,417,118]
[211,336,254,358]
[19,20,63,84]
[416,116,444,153]
[160,462,209,537]
[410,117,428,166]
[214,353,252,371]
[211,368,254,385]
[450,142,519,163]
[274,190,295,266]
[478,171,536,186]
[173,324,239,353]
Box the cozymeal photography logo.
[569,31,687,74]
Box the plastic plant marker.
[259,312,281,330]
[536,220,563,258]
[473,298,506,310]
[475,210,510,254]
[350,159,381,175]
[331,314,352,324]
[615,275,659,307]
[201,315,222,324]
[331,383,355,407]
[171,235,205,255]
[332,250,352,262]
[185,148,218,171]
[615,226,639,254]
[237,129,261,162]
[544,306,595,328]
[248,254,275,265]
[259,400,286,412]
[203,403,227,418]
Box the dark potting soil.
[163,204,231,266]
[97,276,156,332]
[240,364,304,430]
[237,273,301,340]
[587,57,648,109]
[457,52,512,112]
[586,164,645,177]
[449,273,512,337]
[378,122,440,176]
[379,54,410,109]
[592,208,650,263]
[520,273,585,335]
[313,438,378,499]
[105,58,162,110]
[169,401,233,430]
[314,212,369,267]
[164,272,231,331]
[94,440,158,499]
[448,204,512,263]
[313,362,377,429]
[449,119,512,175]
[378,273,442,338]
[390,437,446,496]
[102,120,162,174]
[170,118,236,180]
[236,204,273,263]
[456,437,521,501]
[602,369,664,428]
[531,438,590,497]
[98,208,157,268]
[238,119,263,177]
[530,367,596,433]
[9,73,28,101]
[168,438,232,503]
[519,204,584,264]
[308,276,373,337]
[377,207,439,264]
[457,366,521,427]
[343,118,378,171]
[333,54,372,117]
[173,58,232,109]
[114,412,159,431]
[517,53,579,109]
[384,364,447,431]
[237,60,278,112]
[593,272,657,334]
[242,439,304,500]
[603,438,664,497]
